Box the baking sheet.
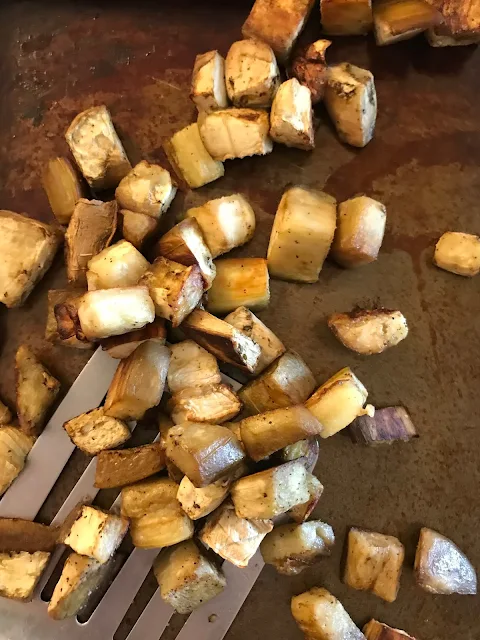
[0,1,479,638]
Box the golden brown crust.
[94,443,165,489]
[0,519,59,553]
[290,40,331,103]
[427,0,480,35]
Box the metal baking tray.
[0,1,479,639]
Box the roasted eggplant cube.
[0,427,33,496]
[433,231,480,276]
[291,587,365,640]
[141,257,204,327]
[62,506,128,564]
[121,477,181,519]
[191,50,228,113]
[154,540,226,614]
[165,123,224,189]
[270,78,314,150]
[155,217,216,289]
[86,239,149,290]
[290,40,331,105]
[331,196,386,268]
[0,550,50,601]
[267,186,337,283]
[199,108,273,161]
[225,39,280,108]
[240,405,322,461]
[115,161,177,219]
[186,193,256,258]
[121,209,158,249]
[166,422,246,487]
[414,527,477,595]
[350,406,418,445]
[0,518,58,553]
[321,0,373,34]
[46,289,93,349]
[181,309,261,373]
[176,475,231,520]
[242,0,316,62]
[207,258,270,315]
[168,383,242,425]
[289,472,324,522]
[261,520,334,575]
[101,318,166,359]
[103,341,170,421]
[42,156,86,226]
[65,105,131,190]
[128,478,194,549]
[0,210,62,308]
[63,408,130,455]
[95,443,166,489]
[16,345,60,437]
[240,350,316,414]
[231,460,309,519]
[344,528,405,602]
[363,619,417,640]
[200,501,273,568]
[328,309,408,355]
[325,63,377,148]
[167,340,221,393]
[374,0,442,45]
[305,367,369,438]
[78,286,155,341]
[65,199,117,286]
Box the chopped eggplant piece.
[48,552,108,620]
[363,619,417,640]
[77,286,155,341]
[42,157,87,225]
[289,472,324,522]
[121,477,181,519]
[95,443,165,489]
[305,367,370,438]
[128,478,194,548]
[433,231,480,276]
[186,193,256,258]
[166,422,246,487]
[156,218,216,289]
[0,551,50,601]
[121,209,158,249]
[101,318,166,359]
[65,105,131,190]
[280,437,320,470]
[86,239,149,290]
[140,257,204,327]
[291,587,365,640]
[414,527,477,594]
[224,306,285,375]
[270,78,314,150]
[199,108,273,161]
[0,519,58,553]
[168,340,221,393]
[62,505,128,564]
[240,351,316,414]
[115,161,177,219]
[154,540,226,614]
[0,210,62,308]
[240,406,322,461]
[176,475,231,520]
[191,50,228,113]
[63,407,130,455]
[261,520,334,575]
[168,383,242,425]
[200,501,273,568]
[374,0,442,44]
[231,460,309,519]
[16,345,60,437]
[325,63,377,148]
[290,40,331,105]
[427,0,480,46]
[328,309,409,355]
[165,123,224,189]
[350,406,417,445]
[331,196,386,268]
[0,398,12,425]
[267,186,337,283]
[65,198,117,285]
[182,309,261,373]
[207,258,270,315]
[242,0,316,62]
[104,342,169,420]
[321,0,373,34]
[344,528,405,602]
[225,39,280,108]
[46,289,93,349]
[0,427,33,496]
